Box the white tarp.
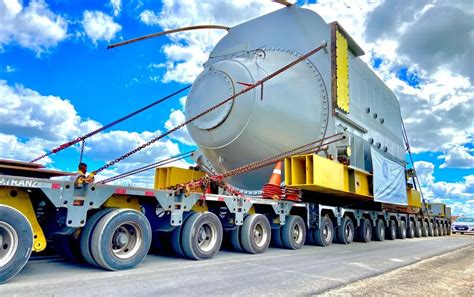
[371,148,407,205]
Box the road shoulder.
[321,243,474,296]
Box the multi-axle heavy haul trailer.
[0,160,450,283]
[0,5,451,283]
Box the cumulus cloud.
[0,80,184,180]
[138,9,159,25]
[81,10,122,44]
[110,0,121,17]
[439,145,474,169]
[415,161,474,215]
[0,80,97,141]
[164,109,195,146]
[0,0,68,54]
[139,0,282,84]
[303,0,474,154]
[365,0,474,81]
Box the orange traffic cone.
[262,162,283,200]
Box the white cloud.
[110,0,121,17]
[439,145,474,169]
[0,80,184,182]
[81,10,122,44]
[0,133,52,165]
[0,0,68,54]
[138,9,159,25]
[0,80,95,141]
[414,161,474,215]
[164,109,195,146]
[139,0,282,84]
[302,0,474,154]
[5,65,15,72]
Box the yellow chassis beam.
[0,188,47,252]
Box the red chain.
[91,43,328,174]
[30,85,191,163]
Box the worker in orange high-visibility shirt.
[70,162,95,188]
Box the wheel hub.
[197,223,217,252]
[293,224,304,244]
[113,232,129,247]
[324,224,332,240]
[253,223,267,248]
[111,222,142,260]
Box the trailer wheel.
[336,217,354,244]
[0,205,33,284]
[281,216,306,250]
[414,221,422,237]
[428,222,434,236]
[386,219,397,240]
[170,226,186,258]
[396,221,407,239]
[373,219,385,241]
[181,212,223,260]
[90,209,151,270]
[355,218,372,243]
[433,222,439,236]
[421,221,428,237]
[53,232,83,263]
[441,223,447,236]
[80,208,115,266]
[306,228,315,245]
[407,221,415,238]
[229,226,243,252]
[446,224,451,236]
[240,214,271,254]
[314,216,334,247]
[271,227,284,248]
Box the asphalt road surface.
[1,235,472,296]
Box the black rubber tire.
[428,222,434,236]
[407,221,415,238]
[229,226,243,252]
[306,227,315,245]
[0,205,33,284]
[336,217,354,244]
[372,219,385,241]
[281,216,306,250]
[414,221,422,237]
[386,219,397,240]
[240,214,271,254]
[442,223,447,236]
[80,208,115,267]
[181,212,223,260]
[90,209,152,270]
[433,222,439,236]
[397,221,407,239]
[447,224,452,236]
[314,216,334,247]
[421,221,428,237]
[271,227,284,248]
[53,232,84,263]
[170,226,186,258]
[355,218,372,243]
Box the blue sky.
[0,0,472,215]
